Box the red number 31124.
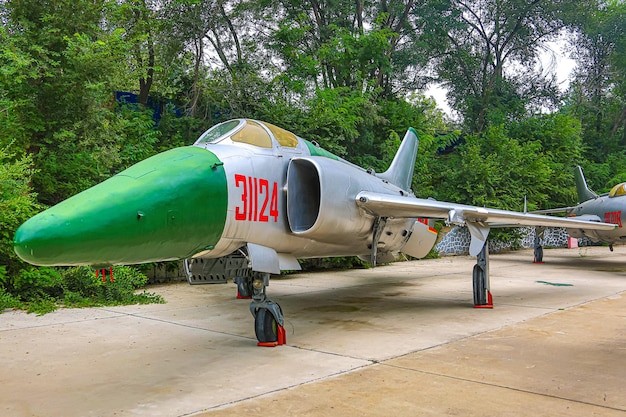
[234,174,279,222]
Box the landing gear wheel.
[254,308,278,343]
[534,246,543,263]
[472,265,486,306]
[248,272,286,347]
[472,242,492,308]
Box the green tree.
[507,113,584,208]
[0,0,164,204]
[428,125,552,210]
[267,0,444,98]
[433,0,586,133]
[110,0,160,106]
[0,24,44,153]
[564,0,626,163]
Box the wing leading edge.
[356,191,617,256]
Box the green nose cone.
[14,146,227,266]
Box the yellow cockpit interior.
[231,120,272,148]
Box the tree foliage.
[266,0,446,97]
[0,146,40,277]
[564,0,626,166]
[433,0,586,133]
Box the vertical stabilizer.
[377,128,419,191]
[574,166,598,203]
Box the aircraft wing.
[355,191,616,255]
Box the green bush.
[24,297,58,315]
[0,287,20,311]
[62,266,104,298]
[0,146,42,277]
[1,265,164,315]
[12,267,64,301]
[0,265,7,289]
[61,266,164,308]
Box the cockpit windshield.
[194,119,276,148]
[609,182,626,198]
[195,119,243,144]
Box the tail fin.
[377,128,418,191]
[574,166,598,203]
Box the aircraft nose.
[14,146,227,266]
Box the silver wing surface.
[356,191,617,256]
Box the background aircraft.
[533,166,626,260]
[13,119,616,346]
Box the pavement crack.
[379,362,626,413]
[97,308,257,341]
[0,313,126,332]
[184,362,373,416]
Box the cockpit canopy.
[194,119,299,149]
[609,182,626,198]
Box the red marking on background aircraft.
[604,211,622,228]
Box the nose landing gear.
[254,302,286,346]
[239,272,286,347]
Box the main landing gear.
[473,243,493,308]
[533,227,544,263]
[235,272,286,347]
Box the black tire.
[473,265,486,305]
[534,246,543,263]
[255,308,278,343]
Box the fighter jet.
[533,166,626,260]
[13,119,616,346]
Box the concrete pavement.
[1,246,625,416]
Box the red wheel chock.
[474,290,494,309]
[257,325,286,347]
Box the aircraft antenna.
[523,195,528,213]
